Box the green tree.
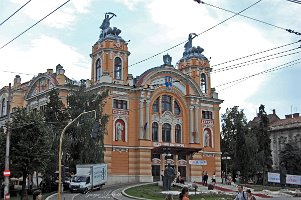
[64,81,109,172]
[221,106,249,182]
[279,143,301,175]
[42,89,69,191]
[252,104,272,185]
[244,129,259,180]
[10,108,51,199]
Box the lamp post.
[57,110,96,200]
[222,152,231,183]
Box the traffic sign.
[3,170,11,177]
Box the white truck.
[69,163,107,193]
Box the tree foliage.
[64,82,109,172]
[250,104,273,185]
[279,143,301,175]
[10,108,52,198]
[221,106,249,181]
[42,89,69,191]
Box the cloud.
[0,35,89,87]
[115,0,145,10]
[143,0,289,120]
[9,0,93,28]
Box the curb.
[45,193,56,200]
[122,182,157,200]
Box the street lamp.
[221,152,231,183]
[58,110,96,200]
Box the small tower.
[90,12,130,85]
[177,33,211,96]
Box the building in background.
[0,65,72,127]
[270,112,301,170]
[250,109,301,170]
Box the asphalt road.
[46,183,136,200]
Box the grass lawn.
[125,184,234,200]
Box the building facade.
[88,15,223,184]
[0,65,71,127]
[270,113,301,170]
[0,14,223,185]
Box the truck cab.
[70,175,91,193]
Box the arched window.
[162,123,171,142]
[201,73,207,93]
[152,122,158,142]
[1,98,6,116]
[152,98,159,113]
[174,100,181,115]
[114,57,122,80]
[175,124,181,143]
[161,95,172,113]
[95,58,102,81]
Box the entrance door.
[178,166,186,178]
[152,165,160,182]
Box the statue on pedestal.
[163,164,175,191]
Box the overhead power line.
[194,0,301,35]
[129,0,263,67]
[211,40,301,67]
[287,0,301,5]
[0,70,34,76]
[0,0,71,50]
[217,59,301,92]
[0,0,32,26]
[215,58,301,89]
[213,48,301,73]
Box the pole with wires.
[4,83,12,199]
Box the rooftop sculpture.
[99,12,123,41]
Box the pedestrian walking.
[203,172,208,186]
[211,172,216,185]
[234,185,246,200]
[246,189,256,200]
[179,187,189,200]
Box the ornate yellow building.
[0,14,223,185]
[89,15,223,184]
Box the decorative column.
[189,105,194,143]
[194,105,199,143]
[158,96,162,142]
[145,99,150,140]
[139,98,144,139]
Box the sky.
[0,0,300,121]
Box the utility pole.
[4,83,12,199]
